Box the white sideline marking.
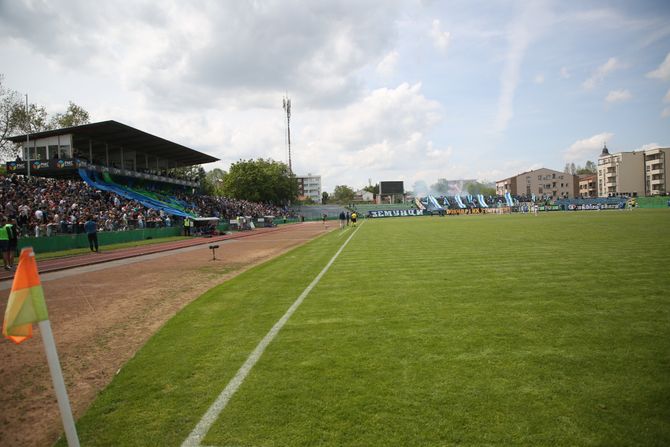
[181,223,364,447]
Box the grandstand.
[5,120,217,218]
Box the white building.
[296,173,322,203]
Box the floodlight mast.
[283,95,292,175]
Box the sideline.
[181,222,364,447]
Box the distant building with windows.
[596,145,670,197]
[643,147,670,195]
[296,173,322,203]
[496,168,578,199]
[578,174,597,198]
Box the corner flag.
[3,247,48,344]
[2,247,80,446]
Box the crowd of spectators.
[0,174,289,238]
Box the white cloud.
[430,19,451,52]
[662,107,670,118]
[534,74,545,84]
[605,89,632,103]
[564,132,613,162]
[647,52,670,81]
[376,50,399,76]
[560,67,570,79]
[663,88,670,103]
[582,57,622,90]
[493,2,552,133]
[633,143,660,152]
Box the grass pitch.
[65,210,670,446]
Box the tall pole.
[283,96,292,174]
[25,94,31,178]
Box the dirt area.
[0,222,330,447]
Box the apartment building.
[597,145,645,197]
[644,147,670,195]
[296,173,322,203]
[578,174,597,198]
[496,168,578,199]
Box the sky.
[1,0,669,192]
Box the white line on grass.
[181,223,364,447]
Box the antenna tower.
[282,95,292,174]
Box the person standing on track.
[339,211,346,229]
[0,215,10,270]
[84,215,99,253]
[351,211,358,227]
[184,217,191,236]
[6,217,18,268]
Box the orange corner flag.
[3,247,49,344]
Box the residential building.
[354,190,374,202]
[496,168,578,199]
[597,145,645,197]
[578,174,597,198]
[643,147,670,195]
[295,173,322,203]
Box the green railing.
[636,196,670,208]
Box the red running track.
[0,226,291,282]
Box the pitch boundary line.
[181,222,364,447]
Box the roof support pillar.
[88,139,92,163]
[105,143,109,167]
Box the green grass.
[65,210,670,446]
[33,236,190,261]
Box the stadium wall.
[18,227,184,254]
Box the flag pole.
[38,320,81,447]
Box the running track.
[0,225,301,282]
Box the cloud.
[0,0,402,110]
[664,88,670,103]
[534,74,545,84]
[376,50,399,76]
[582,57,623,90]
[647,52,670,81]
[430,19,451,52]
[633,143,660,152]
[605,89,632,103]
[564,132,613,162]
[662,107,670,118]
[560,67,570,79]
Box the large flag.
[3,247,48,344]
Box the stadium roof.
[6,120,219,165]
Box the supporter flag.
[3,247,48,344]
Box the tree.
[221,158,297,205]
[464,180,496,196]
[332,185,355,204]
[321,191,329,203]
[0,74,92,160]
[203,168,227,195]
[0,75,22,159]
[577,160,597,175]
[570,162,576,175]
[363,183,379,195]
[49,101,90,129]
[430,178,449,195]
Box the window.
[552,173,556,179]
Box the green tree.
[464,181,496,196]
[49,101,90,128]
[203,168,227,195]
[576,160,596,175]
[430,178,449,194]
[332,185,355,204]
[221,158,297,205]
[321,191,329,203]
[0,75,22,159]
[363,183,379,199]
